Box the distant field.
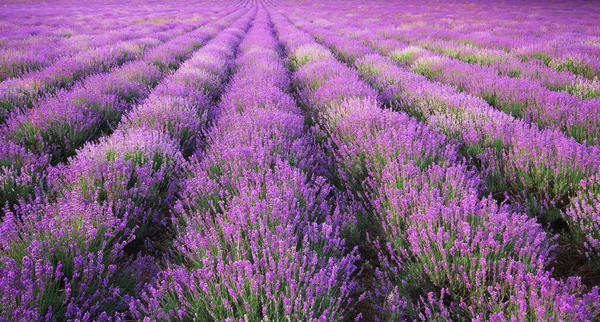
[1,0,599,320]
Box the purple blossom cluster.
[0,195,134,320]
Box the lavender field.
[1,0,600,320]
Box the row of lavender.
[0,7,256,320]
[132,8,361,320]
[270,6,600,321]
[282,9,600,279]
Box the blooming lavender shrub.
[3,61,161,164]
[49,128,186,252]
[0,141,49,216]
[0,195,133,320]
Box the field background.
[1,0,599,320]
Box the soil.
[548,239,600,291]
